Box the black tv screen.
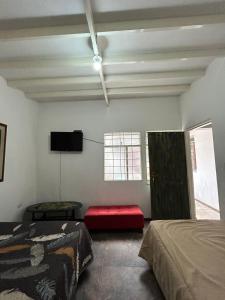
[51,131,83,151]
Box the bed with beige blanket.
[139,220,225,300]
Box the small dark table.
[26,201,82,221]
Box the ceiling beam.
[108,69,204,81]
[8,69,204,91]
[27,89,104,99]
[0,57,91,69]
[83,0,109,105]
[108,85,189,96]
[0,14,224,40]
[27,85,189,100]
[106,69,203,88]
[0,48,224,69]
[104,48,225,65]
[97,14,225,35]
[8,76,101,89]
[0,25,90,40]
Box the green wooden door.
[148,132,190,220]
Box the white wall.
[181,58,225,219]
[37,98,181,218]
[0,77,38,221]
[191,128,219,210]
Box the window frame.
[104,132,143,182]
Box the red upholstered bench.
[84,205,144,230]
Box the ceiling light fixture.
[93,55,102,71]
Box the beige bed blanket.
[139,220,225,300]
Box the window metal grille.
[104,132,142,181]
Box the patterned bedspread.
[0,221,93,299]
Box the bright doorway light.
[189,123,220,220]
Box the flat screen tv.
[51,131,83,152]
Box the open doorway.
[189,123,220,220]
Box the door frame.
[184,131,196,219]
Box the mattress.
[0,221,93,299]
[139,220,225,300]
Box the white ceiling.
[0,0,84,19]
[0,0,224,103]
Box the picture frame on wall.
[0,123,7,182]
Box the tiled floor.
[195,200,220,220]
[75,223,165,300]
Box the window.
[104,132,142,181]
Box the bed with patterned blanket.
[0,221,93,299]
